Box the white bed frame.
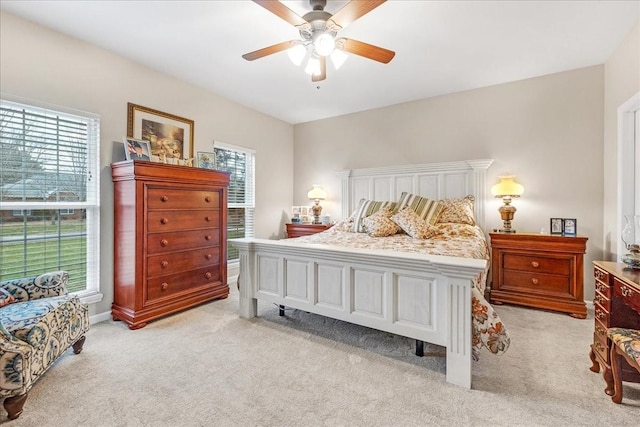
[232,159,494,389]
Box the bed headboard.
[337,159,494,231]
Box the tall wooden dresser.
[111,160,230,329]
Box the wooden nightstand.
[285,223,331,238]
[489,232,588,318]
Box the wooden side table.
[285,223,331,238]
[489,232,588,318]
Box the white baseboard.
[90,311,111,325]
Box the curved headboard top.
[337,159,494,231]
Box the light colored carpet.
[4,287,638,426]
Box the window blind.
[0,99,100,296]
[213,141,255,261]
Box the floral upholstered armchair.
[0,271,89,420]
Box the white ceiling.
[1,1,638,124]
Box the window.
[213,141,255,262]
[0,99,100,301]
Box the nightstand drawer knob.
[205,272,212,279]
[205,254,212,260]
[205,196,211,203]
[161,261,169,268]
[161,239,169,247]
[161,217,169,224]
[161,196,169,202]
[205,235,212,241]
[531,278,539,285]
[160,282,169,291]
[530,261,539,268]
[205,216,211,222]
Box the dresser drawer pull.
[205,272,212,279]
[531,278,539,285]
[530,261,540,268]
[205,196,211,203]
[594,294,602,306]
[594,269,604,280]
[621,285,633,297]
[161,196,169,202]
[160,282,169,291]
[595,308,606,319]
[595,324,605,336]
[161,239,169,247]
[205,216,211,222]
[595,283,605,293]
[594,341,605,352]
[205,235,212,241]
[205,254,212,260]
[160,261,169,268]
[160,217,169,224]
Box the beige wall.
[0,11,294,317]
[294,66,605,301]
[603,21,640,260]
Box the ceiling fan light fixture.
[313,31,335,56]
[330,48,348,70]
[304,56,321,76]
[287,42,307,66]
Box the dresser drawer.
[594,304,610,327]
[593,291,610,311]
[147,247,220,277]
[503,253,570,275]
[502,271,570,294]
[613,277,640,307]
[147,210,220,232]
[594,266,609,284]
[147,188,220,210]
[146,265,222,302]
[592,331,609,364]
[147,229,220,254]
[594,279,610,298]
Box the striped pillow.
[351,198,398,233]
[397,192,444,226]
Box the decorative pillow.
[397,192,444,226]
[391,207,441,239]
[437,195,476,225]
[0,288,16,308]
[351,198,398,233]
[362,207,400,237]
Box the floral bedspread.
[292,221,510,358]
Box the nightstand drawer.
[503,253,570,275]
[502,270,570,294]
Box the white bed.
[231,159,506,389]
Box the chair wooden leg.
[610,344,623,403]
[72,335,86,354]
[4,393,28,420]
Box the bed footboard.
[231,238,486,389]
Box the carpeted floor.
[3,286,638,426]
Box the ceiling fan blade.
[252,0,309,28]
[329,0,386,29]
[312,56,326,82]
[242,41,296,61]
[340,38,395,64]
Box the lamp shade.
[491,176,524,198]
[307,185,327,200]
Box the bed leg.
[416,340,424,357]
[279,305,285,316]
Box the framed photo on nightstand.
[563,218,577,236]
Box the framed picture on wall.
[127,102,194,161]
[563,218,577,236]
[550,218,563,235]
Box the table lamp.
[307,185,327,224]
[491,175,524,233]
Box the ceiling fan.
[242,0,395,82]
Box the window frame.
[213,141,255,267]
[0,96,102,303]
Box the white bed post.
[446,277,473,389]
[466,159,493,232]
[337,169,352,220]
[235,239,257,319]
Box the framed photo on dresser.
[563,218,577,236]
[550,218,563,235]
